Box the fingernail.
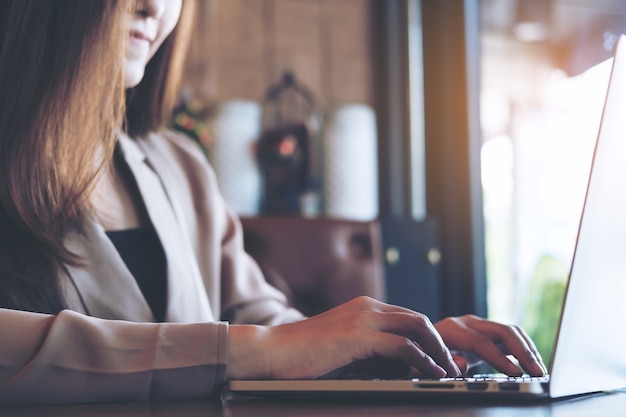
[508,362,522,376]
[434,365,447,378]
[451,361,462,377]
[536,360,548,375]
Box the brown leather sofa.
[240,216,386,317]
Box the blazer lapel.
[62,219,155,321]
[117,134,214,323]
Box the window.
[479,0,621,362]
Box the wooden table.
[3,390,626,417]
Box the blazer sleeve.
[217,202,306,325]
[0,307,228,405]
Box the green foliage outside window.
[523,255,568,367]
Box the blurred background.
[173,0,626,364]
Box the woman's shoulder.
[143,129,207,161]
[132,129,217,184]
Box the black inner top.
[106,227,167,322]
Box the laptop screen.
[549,34,626,398]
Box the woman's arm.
[0,308,228,405]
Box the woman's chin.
[123,66,145,89]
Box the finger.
[517,327,548,374]
[408,354,468,378]
[487,327,545,376]
[364,297,433,317]
[462,331,524,376]
[463,319,547,377]
[452,353,469,375]
[372,311,461,377]
[500,326,547,376]
[345,298,461,376]
[367,332,448,378]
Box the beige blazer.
[0,131,303,405]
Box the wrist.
[225,324,272,380]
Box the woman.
[0,0,546,405]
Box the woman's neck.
[92,149,149,231]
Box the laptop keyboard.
[461,374,550,383]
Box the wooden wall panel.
[184,0,218,101]
[327,0,374,105]
[271,0,324,105]
[214,0,267,99]
[182,0,374,109]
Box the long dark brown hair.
[0,0,196,314]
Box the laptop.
[228,34,626,401]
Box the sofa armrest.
[240,216,386,317]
